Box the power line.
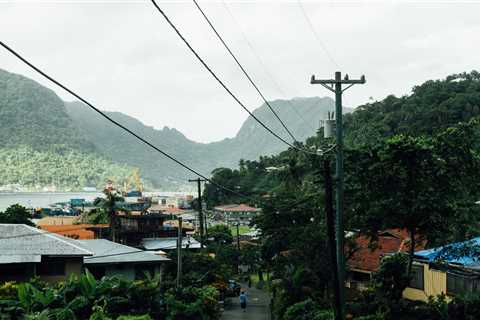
[192,0,298,143]
[221,0,318,133]
[149,0,318,156]
[0,41,252,202]
[297,0,340,69]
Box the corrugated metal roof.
[142,237,201,250]
[415,237,480,268]
[78,239,170,264]
[0,224,92,263]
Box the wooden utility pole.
[176,217,183,289]
[324,159,341,320]
[188,178,206,248]
[236,221,241,273]
[311,71,365,319]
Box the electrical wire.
[296,0,340,70]
[192,0,298,143]
[149,0,318,156]
[221,0,318,134]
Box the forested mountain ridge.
[204,71,480,206]
[0,69,95,152]
[0,69,140,190]
[65,96,340,188]
[344,71,480,146]
[0,68,338,190]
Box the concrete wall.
[403,263,448,302]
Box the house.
[213,204,261,226]
[76,239,170,280]
[142,236,201,251]
[347,229,424,291]
[0,224,92,283]
[403,237,480,302]
[89,213,175,246]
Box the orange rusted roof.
[40,224,109,240]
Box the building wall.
[39,258,83,283]
[105,265,136,280]
[403,263,447,302]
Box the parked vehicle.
[226,279,241,297]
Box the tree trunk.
[109,208,117,243]
[407,228,416,277]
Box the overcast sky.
[1,0,479,143]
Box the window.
[36,257,66,276]
[410,265,424,290]
[447,273,480,295]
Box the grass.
[229,225,252,235]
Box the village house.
[403,237,480,301]
[77,239,170,280]
[0,224,170,283]
[213,204,261,226]
[0,224,92,283]
[347,229,424,291]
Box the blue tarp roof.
[415,237,480,268]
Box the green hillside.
[0,69,141,191]
[204,71,480,205]
[344,71,480,146]
[65,97,339,188]
[0,69,95,152]
[0,67,342,190]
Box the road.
[221,284,271,320]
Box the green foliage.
[207,224,233,244]
[0,69,95,152]
[283,299,333,320]
[0,270,222,319]
[164,285,220,320]
[372,254,410,302]
[0,204,34,226]
[0,146,136,191]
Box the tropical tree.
[347,121,480,275]
[93,187,124,243]
[0,204,34,226]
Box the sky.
[1,0,480,143]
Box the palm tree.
[94,187,124,243]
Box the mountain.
[0,69,142,191]
[0,68,341,190]
[343,71,480,146]
[0,69,95,152]
[65,97,342,188]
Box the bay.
[0,192,103,211]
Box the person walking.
[239,291,247,312]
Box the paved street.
[221,284,271,320]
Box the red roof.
[348,229,424,273]
[214,204,261,212]
[40,224,109,240]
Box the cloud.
[1,1,479,142]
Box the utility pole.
[324,159,341,320]
[188,178,206,248]
[204,214,208,239]
[176,217,183,289]
[236,221,241,274]
[311,71,365,319]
